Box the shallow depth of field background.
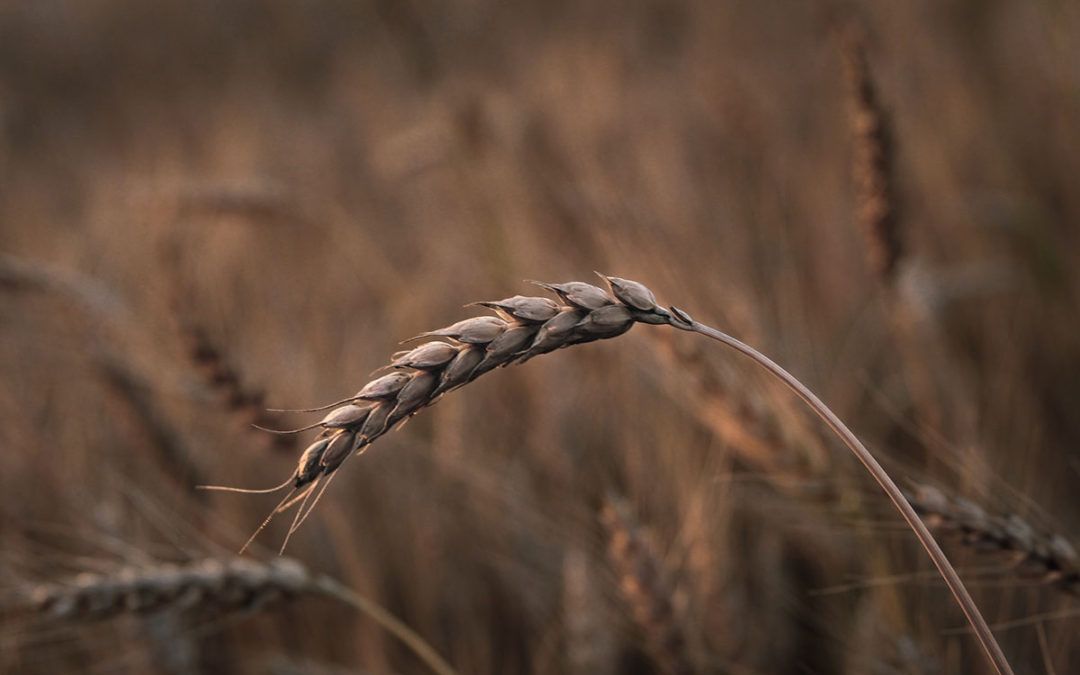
[2,1,1079,673]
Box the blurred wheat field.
[1,1,1079,673]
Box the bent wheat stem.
[670,311,1013,675]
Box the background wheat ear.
[907,484,1080,595]
[13,557,458,675]
[840,20,902,287]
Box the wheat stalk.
[907,484,1080,595]
[16,557,457,675]
[211,274,1012,675]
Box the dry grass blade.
[14,557,458,675]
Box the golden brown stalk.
[907,484,1080,595]
[16,557,458,675]
[601,495,694,675]
[841,24,903,286]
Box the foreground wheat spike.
[209,274,1012,675]
[907,484,1080,595]
[17,557,457,675]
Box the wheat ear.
[907,484,1080,595]
[222,275,1011,675]
[19,557,457,675]
[841,23,902,285]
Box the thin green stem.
[681,318,1013,675]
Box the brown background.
[1,1,1078,673]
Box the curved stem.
[313,577,459,675]
[683,319,1013,675]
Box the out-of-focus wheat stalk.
[0,253,205,490]
[562,546,616,675]
[646,330,831,490]
[839,21,987,489]
[13,557,458,675]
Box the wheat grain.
[214,276,653,549]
